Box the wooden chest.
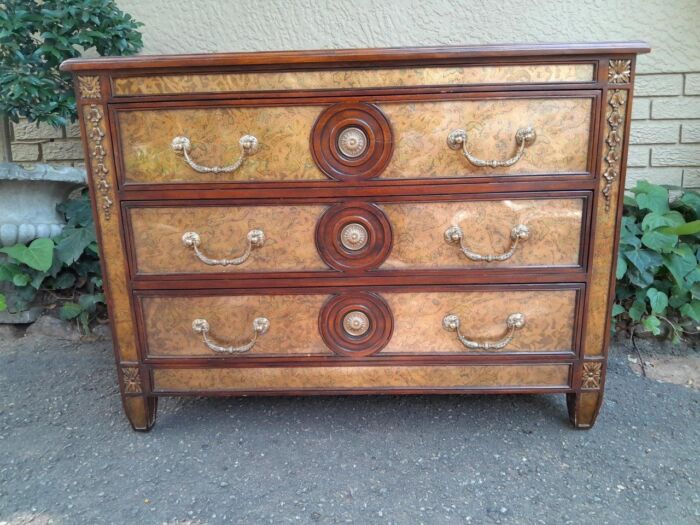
[61,42,650,431]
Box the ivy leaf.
[78,293,104,314]
[0,293,6,312]
[616,254,627,280]
[54,227,95,265]
[12,273,31,287]
[611,304,625,317]
[628,299,647,321]
[623,248,663,273]
[633,181,670,214]
[641,211,684,231]
[663,245,698,287]
[59,302,82,320]
[646,288,668,314]
[0,238,54,271]
[680,300,700,322]
[642,315,662,335]
[52,272,76,290]
[641,230,678,253]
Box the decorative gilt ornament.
[602,90,627,211]
[122,367,142,393]
[85,105,113,220]
[581,361,603,389]
[337,127,368,158]
[608,59,631,84]
[78,75,101,99]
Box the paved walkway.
[1,332,698,524]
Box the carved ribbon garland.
[602,90,627,212]
[86,105,114,220]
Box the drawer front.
[138,287,579,359]
[116,95,594,185]
[127,196,586,275]
[152,364,572,393]
[113,63,595,96]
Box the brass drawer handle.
[192,317,270,354]
[442,313,525,350]
[444,224,529,262]
[181,230,265,266]
[171,135,259,173]
[447,127,536,168]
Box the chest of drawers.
[62,42,650,431]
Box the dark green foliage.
[0,0,142,126]
[615,181,700,342]
[0,191,104,332]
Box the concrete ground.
[0,328,698,525]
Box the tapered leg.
[567,391,602,429]
[123,395,157,431]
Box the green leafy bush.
[0,0,142,126]
[0,192,105,331]
[615,181,700,342]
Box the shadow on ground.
[0,333,698,524]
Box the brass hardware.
[442,313,525,350]
[608,59,631,84]
[337,127,368,158]
[444,224,530,262]
[181,229,264,266]
[447,127,536,168]
[340,223,369,251]
[342,311,370,337]
[192,317,270,354]
[171,134,259,173]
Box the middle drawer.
[126,194,589,276]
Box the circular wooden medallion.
[315,202,392,271]
[311,103,394,181]
[319,292,394,357]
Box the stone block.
[683,168,700,188]
[629,121,679,145]
[651,145,700,167]
[10,143,40,162]
[685,73,700,95]
[681,123,700,143]
[625,167,683,189]
[651,98,700,119]
[12,119,62,140]
[42,139,85,161]
[634,74,683,96]
[65,121,82,138]
[626,146,650,168]
[631,98,651,120]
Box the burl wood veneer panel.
[112,64,595,96]
[382,289,577,354]
[117,97,592,185]
[141,294,330,357]
[381,198,584,269]
[129,205,328,274]
[380,97,592,178]
[117,106,327,183]
[153,364,571,392]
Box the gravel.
[0,332,698,525]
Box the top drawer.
[113,92,597,187]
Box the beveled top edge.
[60,41,651,72]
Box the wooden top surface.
[60,41,651,72]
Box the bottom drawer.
[137,285,581,360]
[152,364,572,393]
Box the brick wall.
[9,120,85,169]
[628,72,700,189]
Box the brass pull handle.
[447,127,536,168]
[171,135,259,173]
[181,230,265,266]
[192,317,270,354]
[442,313,525,350]
[444,224,529,262]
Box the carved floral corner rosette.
[601,89,628,212]
[608,59,631,84]
[581,361,603,390]
[78,75,102,99]
[122,367,143,394]
[84,105,114,220]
